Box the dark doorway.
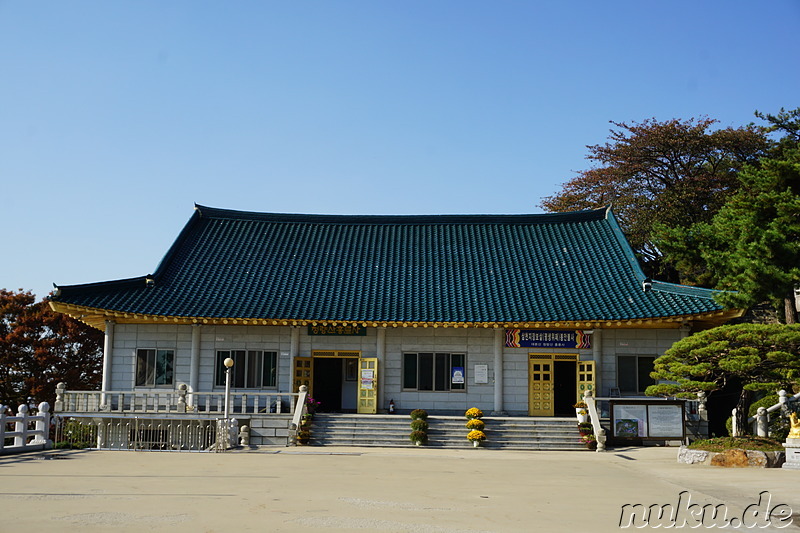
[313,358,343,412]
[553,361,577,415]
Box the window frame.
[215,349,278,389]
[402,352,466,392]
[616,355,657,394]
[135,348,175,387]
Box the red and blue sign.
[505,329,591,349]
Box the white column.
[592,328,603,396]
[376,327,386,411]
[680,323,691,339]
[189,324,201,405]
[289,326,300,391]
[101,320,115,406]
[492,328,505,415]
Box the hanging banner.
[505,329,591,349]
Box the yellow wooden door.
[294,357,313,394]
[577,361,595,403]
[357,357,378,414]
[529,356,554,416]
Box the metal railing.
[53,416,220,452]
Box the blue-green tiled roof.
[51,205,725,323]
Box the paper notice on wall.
[474,365,489,384]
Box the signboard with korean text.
[308,324,367,336]
[505,329,591,349]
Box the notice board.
[610,400,685,442]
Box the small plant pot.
[472,440,481,448]
[576,408,589,424]
[586,441,598,450]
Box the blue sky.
[1,1,798,300]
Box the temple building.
[50,204,739,417]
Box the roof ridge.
[193,204,610,225]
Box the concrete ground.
[1,446,799,533]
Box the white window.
[617,355,656,394]
[403,352,466,391]
[135,349,175,387]
[215,350,277,388]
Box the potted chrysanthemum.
[465,407,483,420]
[574,401,589,424]
[467,430,487,447]
[410,418,429,446]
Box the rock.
[677,446,710,465]
[677,446,785,468]
[711,449,749,467]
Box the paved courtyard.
[1,446,798,532]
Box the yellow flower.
[466,419,485,430]
[465,407,484,419]
[467,430,486,441]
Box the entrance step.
[306,414,589,450]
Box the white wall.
[109,323,685,413]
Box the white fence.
[0,402,52,454]
[55,382,300,417]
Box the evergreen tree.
[647,323,800,434]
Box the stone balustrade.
[55,382,300,418]
[0,402,52,454]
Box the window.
[403,352,466,391]
[215,350,277,388]
[617,356,656,394]
[135,349,174,387]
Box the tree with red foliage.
[0,289,102,408]
[540,117,768,281]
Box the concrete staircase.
[307,414,587,450]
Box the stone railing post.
[31,402,52,446]
[0,404,6,450]
[229,418,239,448]
[239,425,250,446]
[755,407,769,437]
[583,390,607,452]
[731,407,739,437]
[14,404,29,447]
[177,384,187,413]
[288,385,309,446]
[55,382,66,413]
[779,390,788,415]
[697,391,707,421]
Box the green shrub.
[410,419,428,431]
[410,409,428,420]
[688,436,784,452]
[409,430,428,443]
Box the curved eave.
[50,301,744,333]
